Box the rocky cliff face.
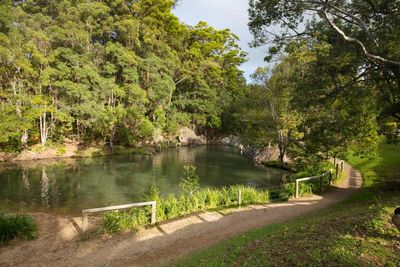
[177,127,206,146]
[152,130,281,165]
[218,135,280,164]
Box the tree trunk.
[21,130,28,151]
[39,111,48,147]
[278,145,286,167]
[109,127,116,150]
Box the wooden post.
[238,189,242,208]
[341,161,344,172]
[335,164,339,179]
[295,180,299,198]
[319,174,324,193]
[82,212,88,231]
[151,201,156,225]
[329,169,333,185]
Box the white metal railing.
[82,201,156,231]
[295,171,332,198]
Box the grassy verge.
[172,142,400,266]
[0,209,37,244]
[102,185,271,233]
[101,167,329,234]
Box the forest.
[0,0,246,151]
[0,0,399,265]
[0,0,399,168]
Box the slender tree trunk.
[39,110,48,147]
[21,130,28,151]
[109,127,116,150]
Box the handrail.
[82,201,156,232]
[295,171,332,198]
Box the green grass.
[172,142,400,266]
[0,209,38,244]
[102,185,272,233]
[100,166,327,234]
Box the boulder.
[178,127,206,146]
[220,135,240,146]
[253,146,280,164]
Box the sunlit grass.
[172,142,400,266]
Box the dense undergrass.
[172,142,400,266]
[0,209,37,244]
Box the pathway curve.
[0,162,362,267]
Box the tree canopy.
[249,0,400,122]
[0,0,246,150]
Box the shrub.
[102,207,151,234]
[218,187,235,207]
[102,212,121,233]
[239,186,269,204]
[202,188,219,209]
[0,209,38,243]
[56,145,66,156]
[100,165,328,234]
[179,165,200,195]
[163,194,180,219]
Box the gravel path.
[0,162,362,267]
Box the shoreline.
[0,135,288,172]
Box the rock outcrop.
[178,127,206,146]
[252,146,280,164]
[218,135,281,164]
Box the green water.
[0,146,287,215]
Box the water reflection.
[40,167,49,208]
[0,146,289,215]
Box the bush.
[179,165,200,195]
[102,207,151,234]
[100,166,328,234]
[0,209,38,243]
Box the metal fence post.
[319,174,324,193]
[151,201,156,225]
[238,189,242,208]
[82,212,88,232]
[335,163,339,179]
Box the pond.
[0,146,288,215]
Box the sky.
[172,0,268,81]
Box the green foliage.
[102,207,151,234]
[248,0,398,137]
[174,142,400,267]
[0,0,247,151]
[100,163,335,234]
[0,209,38,243]
[179,165,200,195]
[101,184,273,233]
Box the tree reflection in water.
[41,167,50,209]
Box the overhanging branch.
[322,1,400,67]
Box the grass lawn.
[172,142,400,266]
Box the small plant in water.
[179,165,200,195]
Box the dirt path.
[0,162,362,267]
